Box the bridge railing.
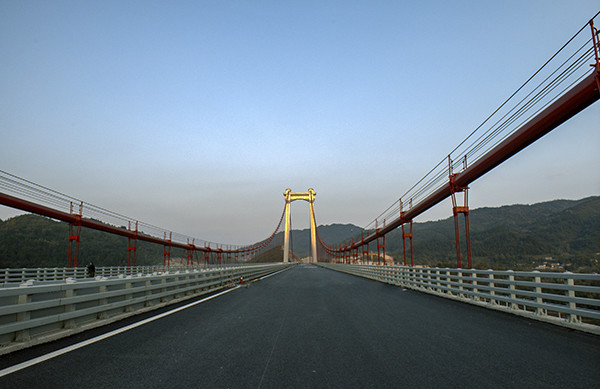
[0,263,293,355]
[318,263,600,335]
[0,264,256,285]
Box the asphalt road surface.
[0,264,599,388]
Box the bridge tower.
[283,188,317,263]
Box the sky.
[1,1,599,246]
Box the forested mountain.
[0,215,175,268]
[270,196,600,272]
[267,223,361,259]
[389,196,600,271]
[252,245,300,263]
[1,197,598,271]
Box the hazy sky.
[1,1,599,246]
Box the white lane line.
[256,292,290,389]
[258,265,294,281]
[0,285,241,378]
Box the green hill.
[385,196,600,271]
[283,197,599,271]
[268,223,362,260]
[251,245,300,263]
[1,196,598,271]
[0,214,176,268]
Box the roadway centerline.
[0,285,242,378]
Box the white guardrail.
[0,263,293,355]
[318,263,600,335]
[0,265,242,285]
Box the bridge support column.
[283,188,318,263]
[127,221,138,269]
[67,201,82,268]
[283,196,291,263]
[309,192,317,263]
[449,156,472,269]
[402,220,413,267]
[187,239,195,266]
[377,236,385,265]
[375,219,386,265]
[362,233,368,264]
[163,232,172,268]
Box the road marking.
[258,265,293,280]
[257,291,291,389]
[0,285,241,378]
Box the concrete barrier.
[318,263,600,335]
[0,263,293,355]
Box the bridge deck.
[1,264,599,388]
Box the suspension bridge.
[0,15,599,389]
